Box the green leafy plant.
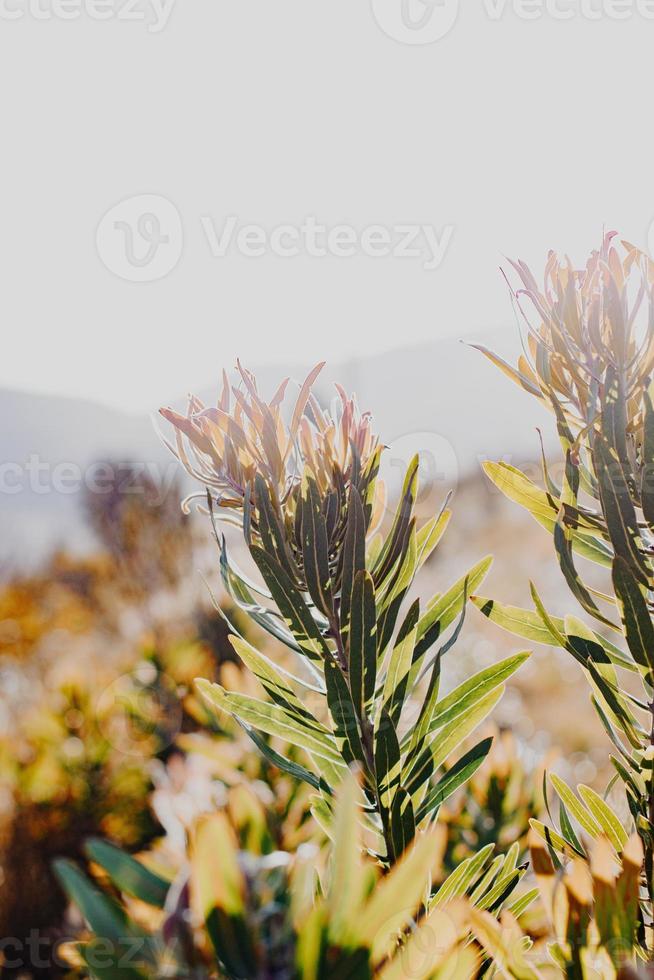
[51,362,538,977]
[442,728,546,871]
[55,770,540,979]
[470,827,645,978]
[474,232,654,956]
[161,363,528,869]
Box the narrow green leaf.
[310,794,336,840]
[300,474,334,617]
[250,545,331,661]
[382,612,418,727]
[564,615,615,674]
[553,517,616,629]
[483,460,613,567]
[406,686,504,796]
[415,737,493,823]
[229,634,320,722]
[192,814,258,978]
[468,855,505,905]
[507,888,540,919]
[529,581,568,647]
[378,522,418,613]
[595,435,650,587]
[218,538,315,658]
[558,801,585,855]
[592,697,633,765]
[476,867,525,913]
[610,755,647,801]
[429,844,495,908]
[428,654,529,734]
[324,659,367,767]
[375,708,401,809]
[348,570,377,717]
[528,819,584,859]
[642,387,654,527]
[471,595,560,646]
[416,508,451,570]
[375,524,417,654]
[405,640,443,765]
[577,784,628,851]
[414,556,493,662]
[390,786,415,859]
[471,343,542,397]
[502,842,520,876]
[373,455,419,589]
[601,366,631,482]
[53,860,145,945]
[83,839,170,909]
[197,680,343,765]
[375,709,402,862]
[254,473,296,582]
[585,659,645,750]
[340,486,366,642]
[612,555,654,681]
[235,719,322,792]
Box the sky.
[2,0,653,412]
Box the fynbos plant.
[470,829,644,978]
[474,233,654,956]
[161,363,528,870]
[54,772,480,979]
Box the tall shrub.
[161,363,528,869]
[474,233,654,948]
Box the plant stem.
[644,700,654,945]
[326,611,395,868]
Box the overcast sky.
[2,1,652,412]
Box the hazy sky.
[2,1,652,412]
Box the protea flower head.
[161,361,378,503]
[160,361,384,591]
[476,232,654,439]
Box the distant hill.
[2,329,555,567]
[0,388,168,568]
[191,328,555,466]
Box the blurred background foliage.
[4,240,654,977]
[0,456,549,977]
[2,418,626,977]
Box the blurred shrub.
[0,637,220,950]
[82,462,192,601]
[470,233,654,973]
[0,458,243,966]
[0,554,112,661]
[162,362,529,872]
[471,828,645,977]
[55,773,485,979]
[442,728,546,871]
